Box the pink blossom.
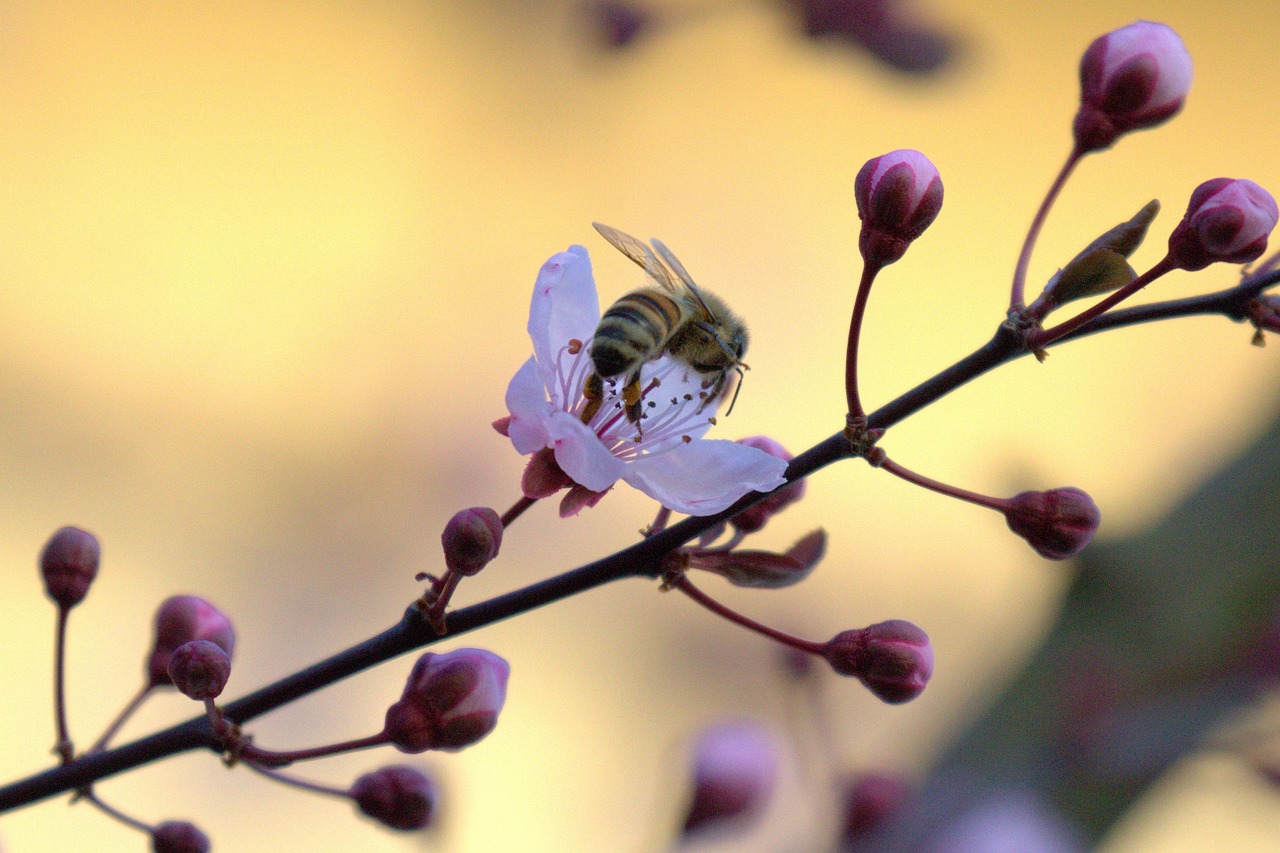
[680,720,779,835]
[503,247,788,516]
[1167,178,1279,270]
[384,648,510,753]
[854,149,943,266]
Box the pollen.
[681,435,692,443]
[568,339,583,354]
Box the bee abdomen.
[590,291,683,378]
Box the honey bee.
[581,222,748,430]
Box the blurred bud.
[586,1,653,50]
[151,821,210,853]
[680,721,778,836]
[854,149,943,267]
[839,771,912,842]
[167,640,231,701]
[351,765,437,832]
[1004,487,1101,560]
[823,619,933,703]
[729,437,805,533]
[40,526,101,609]
[790,1,955,75]
[1073,21,1192,153]
[1167,178,1279,271]
[441,507,503,576]
[385,648,510,753]
[148,596,236,687]
[689,529,826,589]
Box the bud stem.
[81,788,152,834]
[877,455,1007,512]
[87,683,156,755]
[500,495,538,528]
[846,261,883,421]
[671,573,824,656]
[237,732,392,768]
[52,607,73,763]
[1010,149,1085,311]
[242,758,352,799]
[1030,254,1178,349]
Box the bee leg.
[694,374,727,414]
[621,372,645,435]
[580,372,604,424]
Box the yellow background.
[0,1,1277,851]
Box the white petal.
[624,440,789,515]
[504,357,552,454]
[546,411,626,492]
[529,246,601,388]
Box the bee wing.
[651,237,718,321]
[592,222,681,292]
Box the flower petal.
[529,246,601,394]
[624,440,789,515]
[546,411,626,492]
[504,357,552,454]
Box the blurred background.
[0,1,1277,850]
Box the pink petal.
[624,440,789,515]
[504,357,553,454]
[546,411,626,493]
[528,247,601,396]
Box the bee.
[581,222,748,431]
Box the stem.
[672,574,824,655]
[1031,254,1179,348]
[877,455,1008,512]
[500,496,538,528]
[82,789,152,834]
[845,261,882,420]
[53,607,73,763]
[242,760,351,799]
[238,732,390,767]
[87,683,154,754]
[1010,147,1083,311]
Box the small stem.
[87,683,155,754]
[237,732,391,767]
[672,574,824,655]
[877,455,1008,512]
[1032,254,1179,348]
[643,506,673,537]
[1010,147,1084,311]
[241,759,351,799]
[53,607,73,763]
[500,496,538,528]
[845,261,883,420]
[82,789,153,834]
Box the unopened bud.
[167,640,231,700]
[1073,21,1192,153]
[151,820,210,853]
[839,772,912,841]
[1167,178,1279,271]
[729,437,805,533]
[148,596,236,687]
[441,507,503,576]
[823,620,933,704]
[39,526,100,609]
[680,721,778,836]
[854,149,943,267]
[384,648,510,753]
[1004,487,1101,560]
[351,765,437,831]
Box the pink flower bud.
[839,771,912,841]
[729,437,805,533]
[351,765,437,831]
[823,619,933,703]
[1073,21,1192,153]
[39,526,100,609]
[1167,178,1279,271]
[441,507,503,576]
[148,596,236,687]
[854,149,943,267]
[680,721,778,836]
[1004,487,1101,560]
[167,640,231,700]
[384,648,510,753]
[151,821,210,853]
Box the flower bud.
[351,765,437,831]
[1004,487,1101,560]
[384,648,510,753]
[1073,21,1192,153]
[151,821,211,853]
[839,771,912,842]
[729,437,805,534]
[680,721,778,836]
[148,596,236,687]
[441,507,503,576]
[854,149,943,267]
[1167,178,1279,271]
[823,620,933,703]
[39,526,100,609]
[167,640,231,700]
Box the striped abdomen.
[589,288,688,378]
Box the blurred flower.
[1167,178,1279,271]
[823,619,933,703]
[441,507,503,577]
[501,247,787,516]
[839,771,912,842]
[39,526,100,609]
[680,720,779,836]
[351,765,437,832]
[384,648,510,753]
[148,596,236,687]
[1003,487,1101,561]
[855,149,943,267]
[585,1,653,50]
[787,0,956,75]
[1073,21,1192,153]
[928,789,1084,853]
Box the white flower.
[501,246,788,516]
